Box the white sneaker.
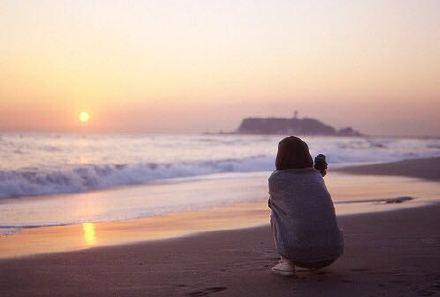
[271,258,295,276]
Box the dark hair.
[275,136,313,170]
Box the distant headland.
[235,112,362,136]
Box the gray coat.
[268,168,344,263]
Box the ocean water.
[1,133,439,199]
[0,133,439,233]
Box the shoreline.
[1,195,433,260]
[0,174,437,259]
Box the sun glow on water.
[82,223,96,245]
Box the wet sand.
[1,157,439,296]
[335,156,440,181]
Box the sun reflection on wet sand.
[82,223,96,246]
[0,175,438,258]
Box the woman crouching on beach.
[268,136,344,276]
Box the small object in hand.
[314,154,328,176]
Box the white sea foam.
[0,133,439,199]
[0,156,274,198]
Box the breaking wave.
[1,134,439,199]
[0,156,275,198]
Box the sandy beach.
[1,157,439,297]
[335,157,440,181]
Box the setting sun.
[79,112,90,123]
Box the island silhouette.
[236,114,362,136]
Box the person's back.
[268,136,343,276]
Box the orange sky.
[0,0,439,135]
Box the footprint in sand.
[188,286,227,297]
[350,268,371,272]
[389,280,406,284]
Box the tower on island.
[293,110,298,119]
